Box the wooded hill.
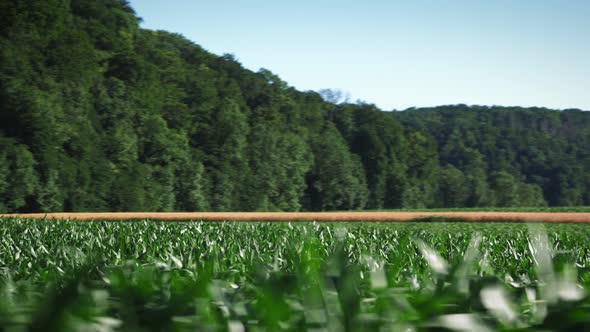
[1,0,588,212]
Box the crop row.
[1,219,590,331]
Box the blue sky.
[128,0,590,111]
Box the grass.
[1,218,590,331]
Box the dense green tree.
[0,1,588,213]
[0,151,8,212]
[174,160,208,211]
[335,104,409,209]
[37,170,64,212]
[438,165,468,208]
[306,125,368,211]
[0,138,37,212]
[243,124,312,211]
[403,131,438,208]
[463,151,491,207]
[396,106,590,207]
[490,171,519,207]
[518,183,547,207]
[207,98,249,211]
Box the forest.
[1,0,589,213]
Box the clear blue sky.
[128,0,589,111]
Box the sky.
[128,0,590,111]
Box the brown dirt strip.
[1,212,590,223]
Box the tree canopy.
[0,0,588,212]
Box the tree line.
[1,0,588,213]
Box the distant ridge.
[0,0,589,213]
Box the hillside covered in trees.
[1,0,589,213]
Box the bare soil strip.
[2,212,590,223]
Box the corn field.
[1,218,590,331]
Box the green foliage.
[37,169,64,212]
[403,131,439,208]
[395,106,589,208]
[0,152,8,212]
[0,137,37,212]
[174,160,208,211]
[244,124,312,211]
[0,1,588,212]
[334,104,410,209]
[2,219,590,330]
[439,164,468,207]
[307,124,368,210]
[490,171,519,207]
[208,98,249,211]
[518,183,547,207]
